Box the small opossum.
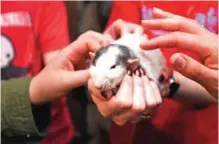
[89,33,172,98]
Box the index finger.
[140,32,213,60]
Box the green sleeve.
[1,78,51,142]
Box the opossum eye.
[110,65,116,69]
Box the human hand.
[140,8,218,99]
[104,19,144,40]
[88,69,162,126]
[29,31,112,104]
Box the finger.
[104,19,125,39]
[128,23,144,35]
[93,35,112,47]
[116,74,133,105]
[150,81,163,105]
[140,32,212,60]
[170,53,216,89]
[71,39,102,64]
[103,33,114,45]
[79,31,111,50]
[141,18,201,34]
[89,75,133,118]
[142,76,157,108]
[152,7,185,20]
[104,19,143,39]
[131,73,146,114]
[112,74,145,125]
[63,69,90,89]
[121,24,130,36]
[61,38,102,65]
[93,96,128,117]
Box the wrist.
[29,76,41,105]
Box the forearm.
[171,72,218,106]
[1,78,51,141]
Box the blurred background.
[64,1,113,144]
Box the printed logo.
[195,7,217,33]
[141,5,218,34]
[141,5,168,36]
[1,34,28,80]
[1,12,32,27]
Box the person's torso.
[1,2,74,144]
[1,1,45,80]
[110,1,218,144]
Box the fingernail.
[140,43,146,49]
[125,74,132,85]
[173,55,186,70]
[153,7,164,13]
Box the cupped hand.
[30,31,112,104]
[88,69,162,126]
[140,8,218,98]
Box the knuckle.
[174,19,181,28]
[101,113,108,118]
[172,32,181,45]
[173,31,181,37]
[156,99,163,105]
[99,110,110,117]
[113,118,126,126]
[86,30,97,38]
[86,30,94,35]
[192,20,199,25]
[132,103,145,113]
[119,101,132,110]
[146,101,157,108]
[115,19,124,25]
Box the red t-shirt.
[106,1,218,144]
[1,1,74,143]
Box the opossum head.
[89,44,139,99]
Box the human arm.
[1,78,50,141]
[172,72,217,106]
[1,30,112,141]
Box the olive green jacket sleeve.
[1,78,51,142]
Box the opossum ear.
[128,59,140,71]
[89,52,95,62]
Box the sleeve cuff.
[1,78,51,141]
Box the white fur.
[89,46,126,89]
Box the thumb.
[170,53,212,87]
[64,69,90,89]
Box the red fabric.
[106,1,218,144]
[1,1,74,144]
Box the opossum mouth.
[101,85,120,99]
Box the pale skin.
[140,8,218,100]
